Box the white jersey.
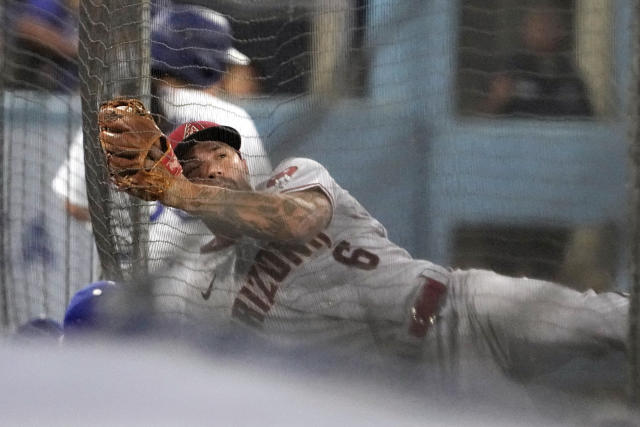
[171,158,449,352]
[52,129,88,209]
[51,128,101,284]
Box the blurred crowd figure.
[556,224,618,293]
[484,6,592,118]
[9,0,79,92]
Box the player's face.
[181,141,251,190]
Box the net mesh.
[0,0,637,403]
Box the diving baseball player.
[98,100,628,381]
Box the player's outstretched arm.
[162,181,332,244]
[98,99,329,243]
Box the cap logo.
[183,122,204,139]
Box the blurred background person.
[484,5,592,118]
[8,0,79,92]
[52,130,89,222]
[556,224,618,293]
[149,4,270,184]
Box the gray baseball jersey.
[159,157,449,352]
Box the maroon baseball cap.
[168,121,242,154]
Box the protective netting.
[0,0,639,404]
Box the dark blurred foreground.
[5,284,639,427]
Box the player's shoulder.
[261,157,334,191]
[271,157,329,176]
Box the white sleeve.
[264,158,337,207]
[51,129,88,207]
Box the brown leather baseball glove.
[98,98,183,201]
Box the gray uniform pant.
[426,269,627,383]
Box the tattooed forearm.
[164,180,331,243]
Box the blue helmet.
[63,280,118,332]
[151,5,249,87]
